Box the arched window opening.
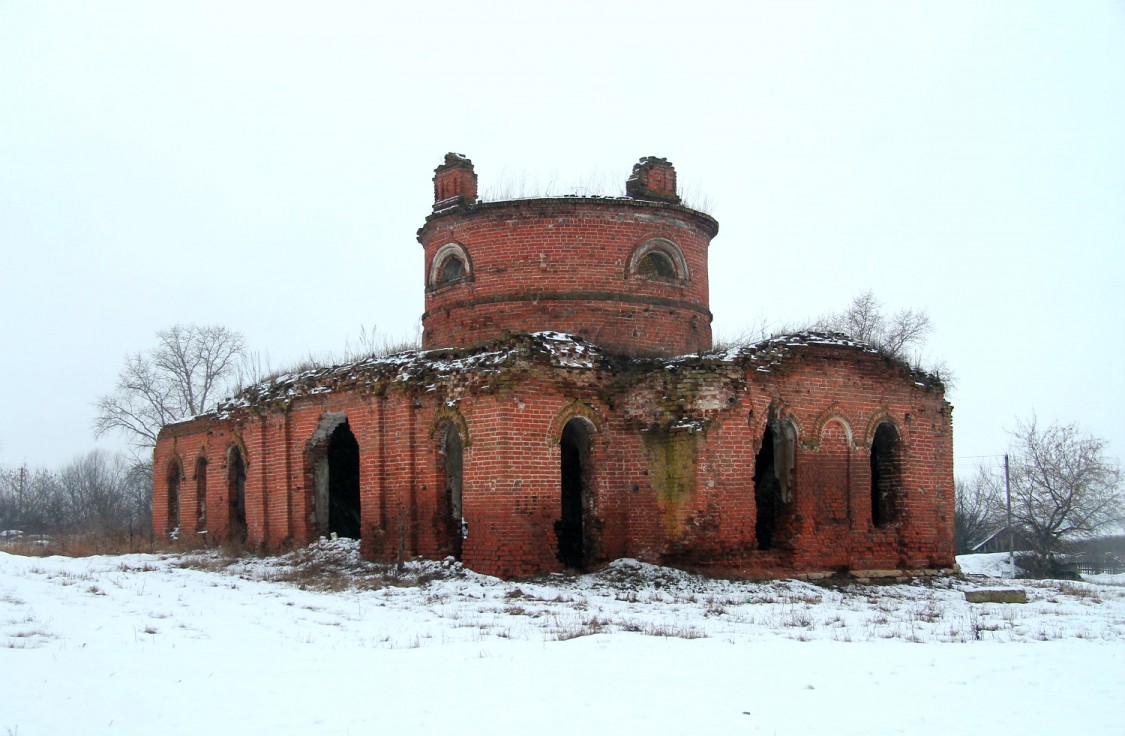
[557,418,592,571]
[430,243,471,288]
[638,250,677,279]
[195,457,208,534]
[441,423,464,559]
[628,238,688,282]
[227,446,247,543]
[753,421,795,550]
[327,422,361,539]
[166,460,182,534]
[870,422,902,527]
[440,256,466,284]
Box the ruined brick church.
[153,154,956,579]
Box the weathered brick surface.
[419,157,717,358]
[153,155,955,580]
[154,336,954,578]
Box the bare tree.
[1008,416,1124,562]
[94,324,246,451]
[122,458,153,537]
[710,292,948,384]
[815,290,932,361]
[1,453,153,536]
[954,466,1004,553]
[59,450,131,534]
[0,465,55,531]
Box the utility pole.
[1005,453,1013,578]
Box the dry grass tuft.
[0,532,153,558]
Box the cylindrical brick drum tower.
[418,154,719,357]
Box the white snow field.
[2,543,1122,735]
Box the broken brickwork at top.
[419,156,717,358]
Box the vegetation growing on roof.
[200,327,945,422]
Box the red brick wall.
[152,156,954,579]
[419,198,717,357]
[153,340,954,579]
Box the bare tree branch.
[93,324,246,451]
[1008,416,1124,561]
[881,308,932,358]
[955,466,1004,553]
[814,290,933,361]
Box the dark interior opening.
[228,447,247,542]
[638,250,676,279]
[557,418,590,571]
[167,461,181,532]
[328,423,361,539]
[870,422,901,527]
[443,423,464,559]
[753,425,780,550]
[195,457,207,531]
[440,256,466,284]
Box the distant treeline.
[0,451,151,538]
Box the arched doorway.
[753,420,796,551]
[753,425,779,550]
[442,423,464,559]
[327,423,361,539]
[870,422,902,527]
[227,446,247,543]
[557,417,592,571]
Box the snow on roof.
[214,332,601,417]
[664,330,877,369]
[690,331,942,387]
[732,330,878,358]
[199,330,939,422]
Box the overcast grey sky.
[1,1,1122,479]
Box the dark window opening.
[870,422,902,527]
[440,256,466,284]
[228,447,247,543]
[167,461,182,533]
[557,418,591,571]
[442,423,464,559]
[195,458,208,532]
[637,250,677,279]
[328,423,361,539]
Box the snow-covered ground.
[2,544,1122,735]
